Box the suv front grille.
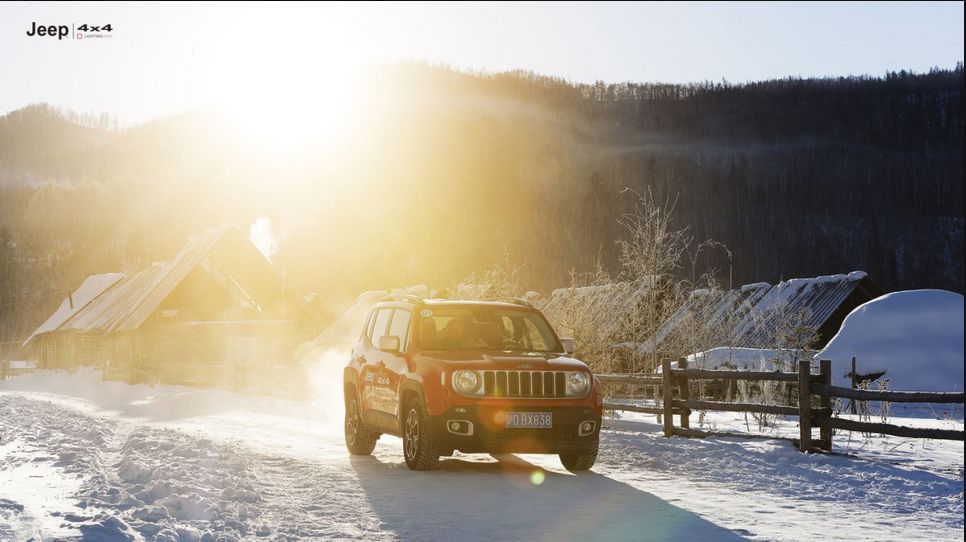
[482,370,567,398]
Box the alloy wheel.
[404,408,420,461]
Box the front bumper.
[430,405,601,454]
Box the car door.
[382,308,412,419]
[362,308,392,421]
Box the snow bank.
[817,290,964,391]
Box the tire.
[559,447,598,472]
[402,397,440,470]
[345,395,377,455]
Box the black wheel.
[560,448,598,472]
[402,397,440,470]
[345,395,377,455]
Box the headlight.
[453,370,481,394]
[567,372,590,396]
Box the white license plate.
[506,412,552,428]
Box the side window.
[388,309,411,351]
[369,309,392,345]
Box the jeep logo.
[26,22,70,40]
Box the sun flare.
[202,10,370,151]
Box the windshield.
[416,306,562,353]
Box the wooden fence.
[598,359,965,453]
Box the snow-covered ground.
[1,369,963,542]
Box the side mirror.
[560,338,576,355]
[378,335,401,353]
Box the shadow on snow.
[349,452,749,542]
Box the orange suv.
[343,296,602,471]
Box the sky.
[0,1,963,124]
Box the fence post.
[849,357,857,415]
[662,358,674,437]
[798,360,812,453]
[819,359,832,452]
[678,357,690,430]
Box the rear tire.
[560,448,598,472]
[402,397,440,470]
[345,395,377,455]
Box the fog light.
[446,419,474,436]
[578,420,596,437]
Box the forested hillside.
[0,64,962,348]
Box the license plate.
[506,412,552,428]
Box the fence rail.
[674,368,808,383]
[596,374,664,386]
[811,384,965,404]
[672,399,804,417]
[601,402,667,416]
[598,358,965,453]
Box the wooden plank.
[678,357,690,430]
[662,359,674,437]
[798,361,812,453]
[812,384,965,404]
[595,374,664,386]
[602,402,666,415]
[673,399,800,417]
[828,417,965,441]
[673,368,800,382]
[819,360,833,452]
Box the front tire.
[402,397,440,470]
[560,447,598,472]
[345,395,377,455]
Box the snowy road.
[1,370,963,541]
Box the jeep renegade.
[343,296,602,471]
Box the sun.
[201,9,370,152]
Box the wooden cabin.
[24,225,332,390]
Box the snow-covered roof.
[57,226,237,335]
[23,273,125,345]
[538,280,653,340]
[26,225,323,342]
[652,271,877,351]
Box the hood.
[413,350,590,371]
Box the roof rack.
[482,297,533,307]
[379,293,424,304]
